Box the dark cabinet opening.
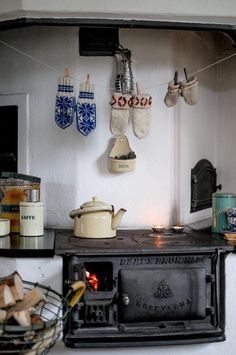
[0,105,18,173]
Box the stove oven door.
[119,267,207,322]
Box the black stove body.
[55,229,235,348]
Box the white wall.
[217,41,236,192]
[0,25,236,354]
[0,27,219,227]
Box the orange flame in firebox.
[86,271,99,291]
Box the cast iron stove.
[55,228,235,348]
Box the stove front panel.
[119,267,206,322]
[62,249,226,347]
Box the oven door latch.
[206,274,215,283]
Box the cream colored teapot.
[70,196,126,238]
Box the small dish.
[170,225,185,233]
[152,226,166,233]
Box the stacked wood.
[0,271,24,301]
[0,271,59,355]
[11,309,31,327]
[0,271,46,328]
[0,309,7,324]
[0,284,16,308]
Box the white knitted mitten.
[132,94,152,139]
[181,77,199,105]
[164,80,181,107]
[132,83,152,139]
[110,93,132,136]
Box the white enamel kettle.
[70,197,126,238]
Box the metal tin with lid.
[0,173,41,233]
[212,192,236,233]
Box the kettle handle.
[69,209,81,219]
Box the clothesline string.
[0,38,236,91]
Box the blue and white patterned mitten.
[55,71,75,129]
[76,75,96,136]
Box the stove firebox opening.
[84,262,113,292]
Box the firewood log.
[31,313,44,326]
[0,284,15,308]
[6,287,47,319]
[0,309,7,323]
[11,310,31,327]
[0,271,24,301]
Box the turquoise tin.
[212,192,236,233]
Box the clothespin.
[184,67,189,82]
[64,67,69,78]
[174,71,178,85]
[136,82,141,95]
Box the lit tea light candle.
[152,225,166,233]
[170,225,185,233]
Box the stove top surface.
[55,228,235,255]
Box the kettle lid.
[80,196,112,210]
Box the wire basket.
[0,280,85,355]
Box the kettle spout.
[112,208,127,230]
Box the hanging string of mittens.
[0,37,234,103]
[1,37,234,141]
[164,68,199,107]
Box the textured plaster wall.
[0,27,219,227]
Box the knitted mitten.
[181,76,199,105]
[132,83,152,139]
[110,93,132,136]
[55,69,75,129]
[164,80,181,107]
[76,74,96,136]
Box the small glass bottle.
[19,189,44,236]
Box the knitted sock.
[164,80,181,107]
[110,93,132,136]
[181,77,199,105]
